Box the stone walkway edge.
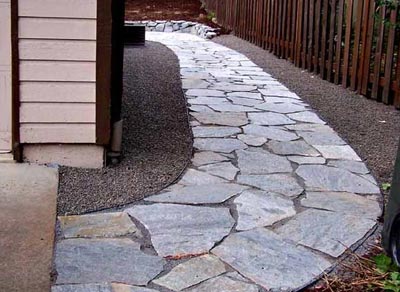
[52,32,382,292]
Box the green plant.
[374,254,400,291]
[383,183,392,191]
[375,0,400,28]
[207,11,216,21]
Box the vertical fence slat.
[342,0,354,88]
[371,6,386,100]
[350,0,363,91]
[327,0,337,81]
[360,0,375,96]
[334,0,345,84]
[314,0,321,74]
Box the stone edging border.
[125,20,221,39]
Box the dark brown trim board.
[11,0,21,161]
[96,0,113,145]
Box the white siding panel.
[19,18,96,40]
[20,82,95,103]
[19,40,96,61]
[20,103,96,123]
[19,0,97,19]
[20,61,96,82]
[20,124,96,143]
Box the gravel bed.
[213,34,400,191]
[58,41,192,215]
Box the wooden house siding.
[17,0,97,144]
[0,0,12,152]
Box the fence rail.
[202,0,400,109]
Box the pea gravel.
[58,41,192,215]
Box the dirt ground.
[125,0,217,27]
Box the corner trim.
[96,0,113,145]
[11,0,21,161]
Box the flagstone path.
[52,32,382,292]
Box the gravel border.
[57,42,193,215]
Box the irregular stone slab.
[52,284,159,292]
[189,105,214,112]
[235,190,296,230]
[227,92,263,100]
[237,134,267,146]
[192,126,241,138]
[237,174,304,197]
[55,239,165,285]
[249,112,296,126]
[192,112,248,127]
[126,204,234,257]
[186,89,226,97]
[194,138,247,153]
[182,79,209,89]
[189,97,229,105]
[59,212,141,239]
[192,152,230,166]
[259,89,300,99]
[228,97,263,107]
[286,123,334,132]
[212,228,331,291]
[288,111,326,124]
[263,97,304,104]
[288,156,326,165]
[268,140,320,156]
[199,162,239,180]
[297,131,346,145]
[243,124,299,141]
[301,192,381,220]
[237,149,292,174]
[313,145,361,161]
[153,255,226,291]
[209,104,258,112]
[296,165,380,194]
[180,169,227,185]
[276,209,377,257]
[255,103,307,113]
[361,174,378,185]
[328,160,370,174]
[146,183,246,204]
[210,83,257,92]
[188,274,258,292]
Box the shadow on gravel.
[58,41,192,215]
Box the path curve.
[52,32,382,292]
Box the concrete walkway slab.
[0,163,58,292]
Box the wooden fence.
[202,0,400,109]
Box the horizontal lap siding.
[18,0,97,144]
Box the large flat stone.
[194,138,247,153]
[182,79,210,89]
[209,104,257,112]
[237,174,304,197]
[55,239,165,285]
[229,97,263,106]
[288,156,326,165]
[180,169,227,185]
[237,149,292,174]
[189,97,229,105]
[268,140,320,156]
[296,165,380,194]
[212,228,331,291]
[249,112,296,126]
[288,111,326,124]
[59,212,141,239]
[297,131,346,145]
[199,161,239,180]
[153,255,226,291]
[227,92,263,100]
[192,112,248,127]
[328,160,370,174]
[255,103,307,113]
[313,145,361,161]
[237,134,267,146]
[188,274,258,292]
[192,126,241,138]
[210,83,258,92]
[145,183,246,204]
[243,124,299,141]
[259,89,300,99]
[301,191,381,219]
[276,209,377,257]
[192,152,230,166]
[126,204,234,257]
[235,190,296,230]
[52,284,159,292]
[186,89,226,97]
